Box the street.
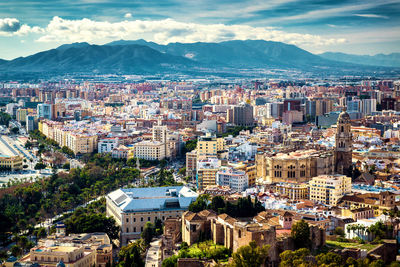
[145,239,162,267]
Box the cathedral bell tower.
[335,107,352,175]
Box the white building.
[217,167,248,192]
[98,138,119,153]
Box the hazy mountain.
[0,43,196,74]
[319,52,400,67]
[0,39,396,78]
[107,39,339,69]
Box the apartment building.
[197,133,224,157]
[133,140,166,160]
[98,138,119,153]
[196,158,220,190]
[308,174,351,206]
[216,167,248,192]
[65,133,98,155]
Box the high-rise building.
[196,158,220,190]
[361,98,377,115]
[37,103,52,120]
[26,115,36,132]
[152,124,169,157]
[335,108,353,175]
[227,103,254,127]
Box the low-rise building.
[98,138,119,153]
[106,186,198,246]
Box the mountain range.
[319,52,400,68]
[0,39,397,78]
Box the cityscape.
[0,1,400,267]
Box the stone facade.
[335,108,353,174]
[182,210,217,246]
[256,149,334,184]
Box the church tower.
[335,107,352,175]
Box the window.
[141,227,143,231]
[148,217,151,221]
[134,218,136,222]
[126,227,129,232]
[134,227,136,232]
[126,218,129,223]
[141,217,143,221]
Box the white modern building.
[98,138,119,153]
[217,167,248,192]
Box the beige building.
[66,132,98,155]
[308,174,351,206]
[106,186,198,246]
[10,245,95,267]
[196,158,220,190]
[0,155,23,170]
[185,149,197,179]
[133,140,166,160]
[197,133,224,157]
[271,182,309,200]
[256,149,334,184]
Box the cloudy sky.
[0,0,399,60]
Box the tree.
[209,196,225,213]
[279,248,310,267]
[61,146,75,157]
[291,220,311,249]
[231,241,269,267]
[316,252,342,267]
[10,245,22,257]
[11,127,19,134]
[188,194,209,212]
[141,222,155,245]
[334,226,345,237]
[0,112,12,127]
[34,162,46,170]
[178,167,186,176]
[162,255,178,267]
[62,162,70,169]
[118,241,145,267]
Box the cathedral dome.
[338,107,350,123]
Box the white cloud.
[0,18,43,36]
[354,14,389,19]
[124,13,132,19]
[35,16,346,47]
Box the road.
[34,195,104,229]
[145,239,162,267]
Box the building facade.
[256,149,334,184]
[335,108,353,175]
[216,168,248,192]
[308,174,351,206]
[106,186,198,246]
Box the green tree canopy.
[291,219,311,249]
[231,241,269,267]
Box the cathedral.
[335,107,353,175]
